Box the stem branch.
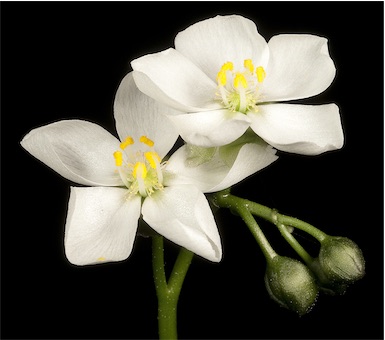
[152,236,194,340]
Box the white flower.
[131,15,344,155]
[20,72,277,266]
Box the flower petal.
[165,133,278,193]
[262,34,336,102]
[167,109,251,147]
[65,187,142,266]
[249,103,344,155]
[142,185,222,262]
[175,15,269,81]
[132,48,220,112]
[114,72,179,158]
[20,120,122,186]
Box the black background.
[1,2,384,339]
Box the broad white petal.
[165,134,278,193]
[175,15,269,81]
[262,34,336,102]
[249,103,344,155]
[20,120,122,186]
[168,109,251,147]
[142,185,222,262]
[65,187,142,266]
[131,48,220,112]
[212,139,278,192]
[114,72,179,158]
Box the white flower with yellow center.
[131,15,344,155]
[20,72,278,266]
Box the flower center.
[113,135,165,197]
[216,59,266,114]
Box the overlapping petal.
[65,187,142,265]
[114,72,180,158]
[262,34,336,102]
[165,135,278,193]
[175,15,270,81]
[167,109,251,147]
[132,48,220,112]
[142,185,222,262]
[249,103,344,155]
[21,120,122,186]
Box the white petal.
[175,15,269,81]
[262,34,336,102]
[113,72,179,159]
[165,134,278,193]
[65,187,142,266]
[131,48,220,112]
[142,185,222,262]
[167,109,251,147]
[213,140,278,192]
[249,103,344,155]
[20,120,122,186]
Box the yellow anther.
[221,61,234,72]
[140,135,154,147]
[97,257,106,261]
[133,162,147,179]
[256,66,266,83]
[217,62,234,86]
[217,70,227,86]
[113,151,123,167]
[120,136,134,150]
[234,72,248,89]
[145,151,161,169]
[244,59,254,73]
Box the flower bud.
[318,236,365,284]
[309,259,349,295]
[265,256,319,316]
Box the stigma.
[113,135,165,197]
[216,59,266,114]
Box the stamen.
[145,151,163,183]
[217,70,227,86]
[237,87,247,113]
[120,136,134,150]
[113,151,123,167]
[140,135,154,147]
[256,66,266,83]
[217,62,234,86]
[244,59,254,73]
[133,162,147,197]
[145,151,161,169]
[234,72,248,89]
[133,162,147,179]
[221,61,234,72]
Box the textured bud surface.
[319,237,365,283]
[265,256,318,316]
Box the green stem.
[211,190,327,242]
[212,191,277,261]
[275,223,314,266]
[152,236,194,340]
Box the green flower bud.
[309,259,349,295]
[318,236,365,284]
[265,256,319,316]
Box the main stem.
[152,235,194,340]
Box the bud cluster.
[264,234,365,315]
